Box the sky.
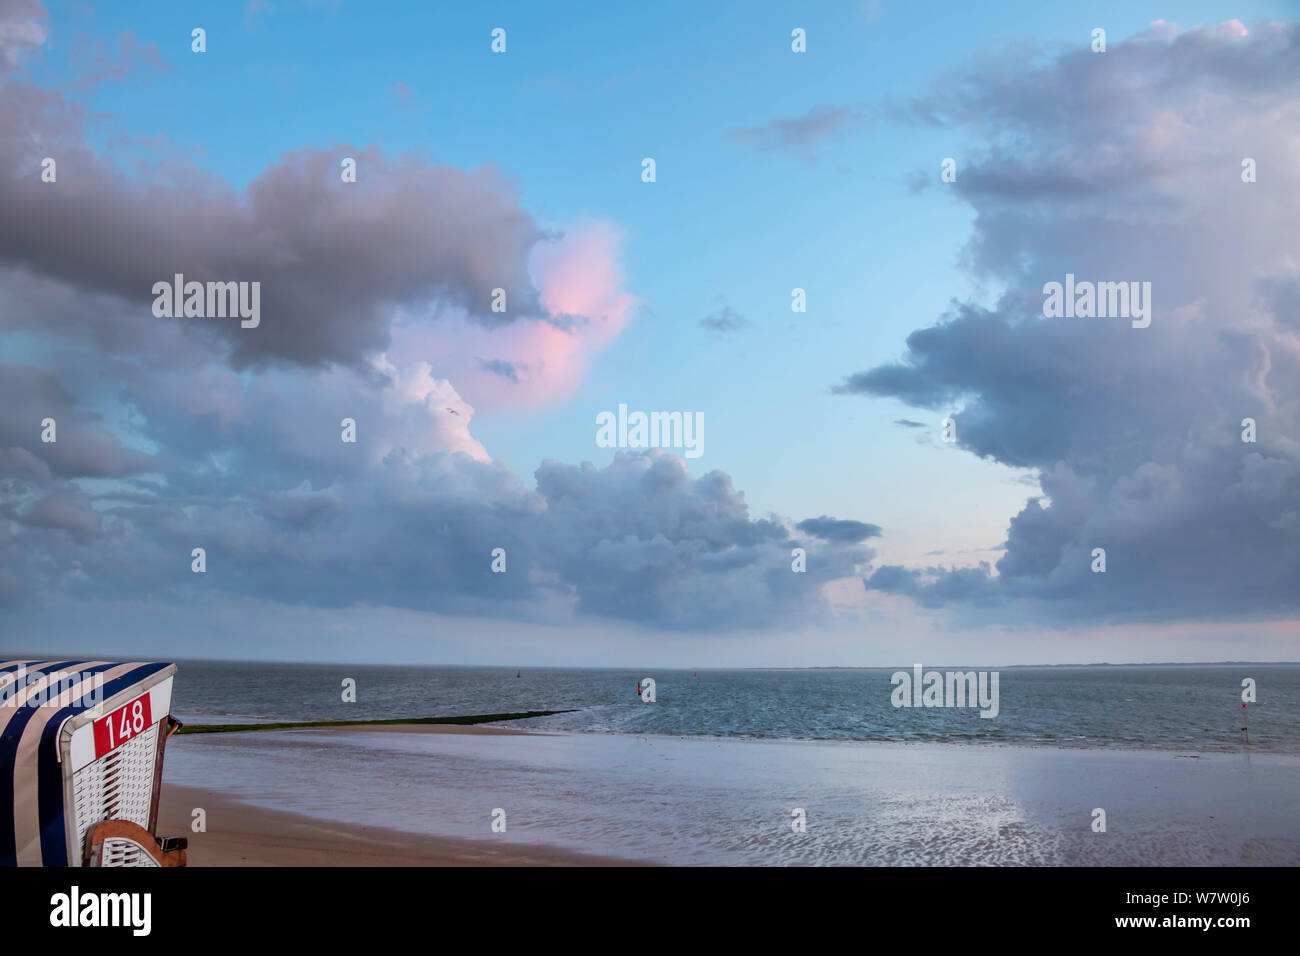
[1,0,1298,666]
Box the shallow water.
[165,730,1300,865]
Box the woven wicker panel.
[99,837,161,867]
[71,721,159,859]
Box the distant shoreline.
[11,654,1300,669]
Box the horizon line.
[5,653,1298,671]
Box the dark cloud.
[795,516,882,543]
[19,486,103,542]
[533,454,872,629]
[698,306,747,334]
[865,563,1003,610]
[250,481,344,531]
[0,58,544,369]
[836,21,1300,624]
[0,363,155,479]
[478,358,522,384]
[3,420,874,629]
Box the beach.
[159,722,1300,866]
[159,722,641,865]
[158,783,641,866]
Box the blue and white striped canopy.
[0,660,175,866]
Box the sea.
[170,661,1300,752]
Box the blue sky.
[2,1,1298,664]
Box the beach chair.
[0,660,187,867]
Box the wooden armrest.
[85,820,188,867]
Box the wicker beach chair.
[0,660,187,867]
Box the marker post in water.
[1243,702,1249,744]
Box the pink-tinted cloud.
[390,220,638,411]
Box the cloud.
[5,13,776,635]
[477,358,522,384]
[3,368,876,628]
[836,21,1300,625]
[0,363,155,479]
[19,486,103,542]
[0,24,558,372]
[698,306,747,334]
[388,219,639,410]
[795,516,882,543]
[70,28,166,91]
[533,454,874,629]
[0,0,46,68]
[0,7,635,413]
[864,563,1002,609]
[725,106,865,157]
[2,300,875,627]
[0,145,542,369]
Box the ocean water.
[170,661,1300,753]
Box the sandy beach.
[158,783,643,866]
[159,722,640,865]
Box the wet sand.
[159,721,634,865]
[161,724,1300,866]
[158,783,643,866]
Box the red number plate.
[92,694,153,759]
